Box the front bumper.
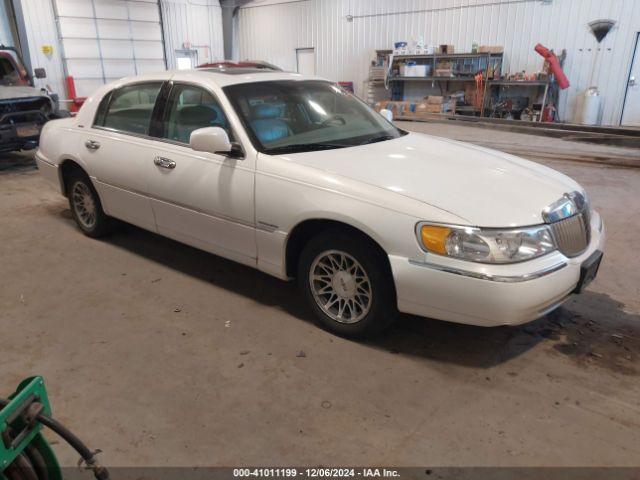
[390,211,605,327]
[0,111,48,153]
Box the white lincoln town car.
[35,68,605,337]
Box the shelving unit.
[485,79,551,122]
[387,51,503,117]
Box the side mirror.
[190,127,232,154]
[34,68,47,79]
[379,108,393,122]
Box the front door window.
[162,84,232,144]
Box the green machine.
[0,377,109,480]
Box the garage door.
[53,0,166,98]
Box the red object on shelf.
[542,104,556,122]
[66,76,87,112]
[474,73,484,110]
[534,43,570,90]
[338,82,354,93]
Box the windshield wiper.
[266,143,347,154]
[359,135,396,145]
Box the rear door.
[86,81,164,231]
[147,82,256,263]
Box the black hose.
[0,398,109,480]
[4,453,39,480]
[25,443,50,480]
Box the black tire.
[297,230,398,338]
[66,170,112,238]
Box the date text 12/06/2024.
[233,468,401,478]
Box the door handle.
[85,140,100,150]
[154,156,176,169]
[630,76,637,87]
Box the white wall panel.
[0,0,17,47]
[16,0,67,101]
[14,0,222,103]
[58,18,96,38]
[235,0,640,126]
[53,0,166,97]
[94,0,129,19]
[160,0,224,69]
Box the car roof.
[113,69,326,89]
[177,68,326,87]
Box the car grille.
[0,97,49,125]
[550,211,591,257]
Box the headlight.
[418,223,556,264]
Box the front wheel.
[297,231,397,337]
[66,171,113,238]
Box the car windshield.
[0,56,20,86]
[223,80,406,154]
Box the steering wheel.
[320,115,346,127]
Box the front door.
[87,82,163,232]
[622,33,640,127]
[147,82,256,263]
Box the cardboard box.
[425,104,444,113]
[464,85,477,105]
[400,64,429,77]
[478,45,504,54]
[374,101,389,112]
[440,44,455,54]
[412,100,456,116]
[413,102,430,115]
[384,101,415,117]
[427,95,445,105]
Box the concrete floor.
[1,123,639,467]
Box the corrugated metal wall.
[17,0,67,99]
[14,0,224,103]
[235,0,640,126]
[53,0,166,98]
[161,0,224,69]
[0,0,16,46]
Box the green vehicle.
[0,377,108,480]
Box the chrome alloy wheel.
[71,181,97,229]
[309,250,372,324]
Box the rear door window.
[95,82,162,135]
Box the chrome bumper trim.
[408,259,568,283]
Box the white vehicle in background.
[35,68,605,337]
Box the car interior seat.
[175,105,223,143]
[250,104,292,144]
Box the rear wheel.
[66,171,112,238]
[298,231,397,337]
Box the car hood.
[281,132,582,227]
[0,86,48,101]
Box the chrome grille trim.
[550,213,590,257]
